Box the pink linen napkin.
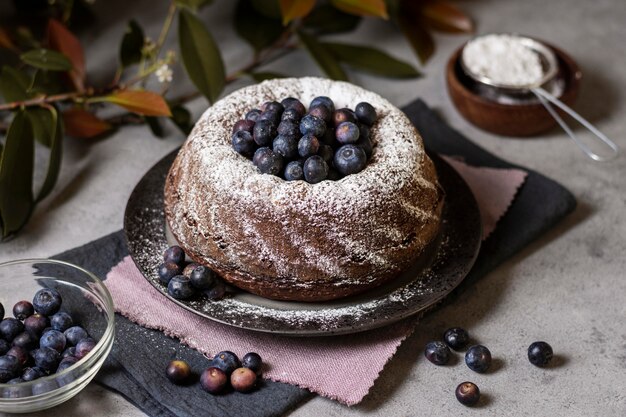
[105,159,527,405]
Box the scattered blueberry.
[211,351,240,375]
[355,102,376,126]
[299,114,326,137]
[12,332,37,350]
[22,366,46,381]
[0,339,10,355]
[443,327,470,351]
[273,134,299,160]
[465,345,492,373]
[64,326,89,346]
[50,312,74,332]
[455,381,480,406]
[335,121,360,144]
[245,108,261,122]
[241,352,262,374]
[158,262,183,285]
[200,367,228,394]
[281,107,302,123]
[334,144,367,176]
[24,314,49,337]
[281,97,306,116]
[298,134,320,158]
[164,246,185,265]
[253,120,277,147]
[309,104,332,124]
[168,275,195,300]
[277,120,299,137]
[303,155,328,184]
[0,318,24,341]
[12,301,34,320]
[310,96,334,113]
[284,161,304,181]
[424,341,451,366]
[231,119,255,134]
[333,108,357,126]
[166,360,192,384]
[204,279,227,300]
[190,266,216,291]
[528,341,553,367]
[33,347,61,373]
[232,130,256,157]
[6,346,29,366]
[231,367,257,392]
[40,330,67,352]
[57,356,79,373]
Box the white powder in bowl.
[462,34,544,87]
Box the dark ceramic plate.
[124,150,481,336]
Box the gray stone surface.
[1,0,626,415]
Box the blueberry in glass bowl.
[0,259,115,413]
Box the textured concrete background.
[1,0,625,415]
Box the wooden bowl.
[445,42,582,137]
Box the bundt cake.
[164,77,443,301]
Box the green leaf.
[303,4,361,35]
[28,106,62,202]
[145,116,165,138]
[0,66,32,102]
[170,105,193,135]
[234,0,284,52]
[296,29,348,81]
[30,70,64,95]
[331,0,388,18]
[120,20,145,68]
[20,49,73,71]
[0,111,34,238]
[178,8,226,104]
[322,42,420,78]
[175,0,213,10]
[247,71,286,83]
[250,0,282,19]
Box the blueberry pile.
[231,97,377,183]
[423,327,554,407]
[157,245,227,301]
[0,290,96,384]
[166,351,263,394]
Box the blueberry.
[212,351,240,375]
[6,346,29,366]
[200,367,228,393]
[318,144,334,164]
[455,381,480,406]
[355,102,376,126]
[245,108,262,122]
[8,377,24,384]
[253,147,283,176]
[0,302,3,320]
[303,155,329,184]
[298,134,320,158]
[334,144,367,176]
[75,338,96,359]
[309,105,332,124]
[528,341,553,367]
[32,288,63,317]
[355,135,373,158]
[24,314,49,338]
[33,347,61,372]
[231,119,255,134]
[57,356,79,373]
[333,108,357,126]
[22,366,46,381]
[190,266,216,291]
[280,97,306,116]
[310,96,335,113]
[167,275,195,300]
[232,130,256,157]
[424,341,451,365]
[261,100,284,114]
[157,262,183,285]
[273,134,299,159]
[50,312,73,332]
[281,107,302,123]
[13,301,34,320]
[64,326,89,346]
[163,246,185,265]
[443,327,470,351]
[231,367,257,392]
[465,345,492,373]
[40,329,66,352]
[327,167,342,181]
[241,352,262,374]
[335,122,360,144]
[277,120,299,137]
[284,161,304,181]
[12,332,37,350]
[165,360,191,385]
[300,114,326,137]
[0,355,21,382]
[182,262,200,277]
[62,346,76,358]
[320,128,337,146]
[253,119,277,147]
[0,318,24,341]
[31,379,58,395]
[0,339,9,355]
[203,279,227,300]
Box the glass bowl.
[0,259,115,413]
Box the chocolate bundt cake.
[164,77,443,301]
